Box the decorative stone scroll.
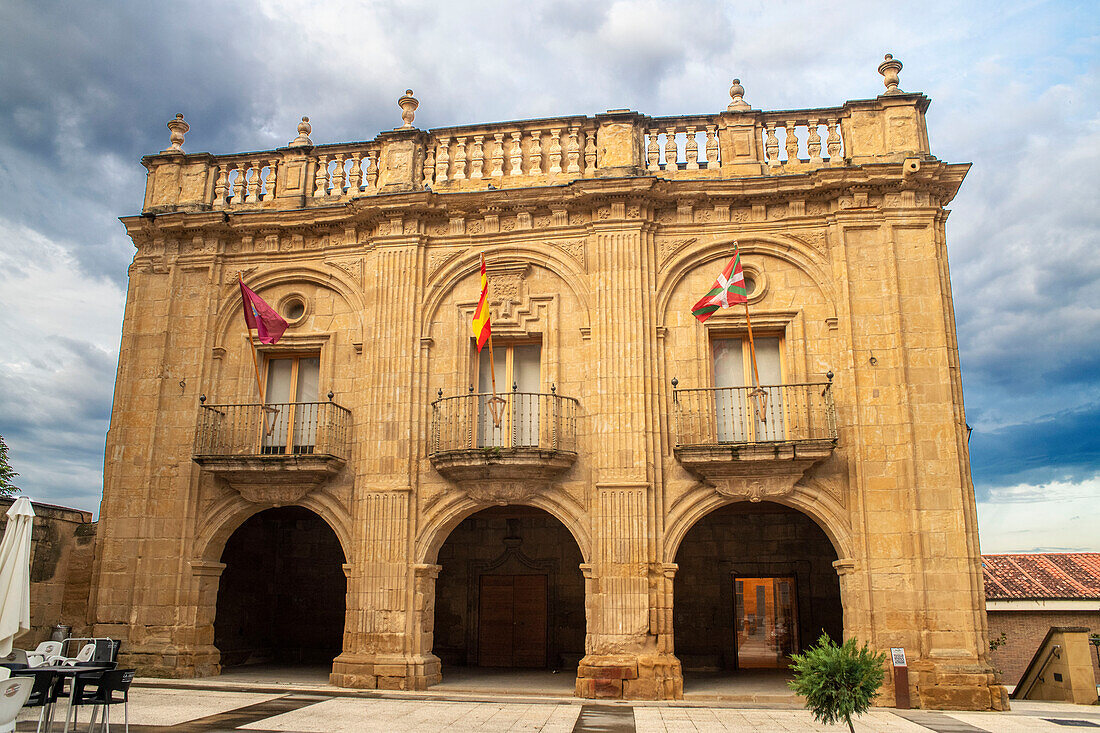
[550,238,587,270]
[427,248,466,280]
[658,237,697,267]
[325,257,364,287]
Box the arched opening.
[432,505,585,690]
[213,506,346,672]
[673,502,842,694]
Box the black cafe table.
[10,664,113,733]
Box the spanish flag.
[472,254,491,351]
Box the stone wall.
[214,506,346,666]
[987,609,1100,688]
[434,506,585,670]
[674,502,842,671]
[0,498,96,646]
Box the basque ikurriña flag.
[238,278,288,344]
[471,254,491,351]
[691,245,749,323]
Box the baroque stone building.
[93,57,1005,709]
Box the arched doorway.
[673,502,842,691]
[214,506,347,669]
[432,506,585,683]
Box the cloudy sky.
[0,0,1096,552]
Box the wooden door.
[511,574,547,667]
[477,574,547,668]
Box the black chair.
[18,670,61,733]
[91,640,120,665]
[67,668,134,733]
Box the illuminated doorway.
[734,576,799,668]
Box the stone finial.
[163,113,189,153]
[289,116,312,147]
[398,89,418,129]
[878,53,903,95]
[727,79,749,111]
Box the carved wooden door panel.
[478,575,514,666]
[477,574,548,668]
[511,574,547,667]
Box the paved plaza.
[14,680,1099,732]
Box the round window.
[285,300,305,321]
[743,275,757,297]
[278,294,309,325]
[741,267,767,302]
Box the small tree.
[0,435,20,497]
[788,633,887,733]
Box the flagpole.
[484,259,502,430]
[487,332,499,398]
[239,275,266,405]
[744,301,761,389]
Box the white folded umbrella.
[0,497,34,658]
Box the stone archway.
[431,506,586,680]
[672,502,842,690]
[213,506,347,669]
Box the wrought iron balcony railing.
[194,401,352,460]
[429,390,579,455]
[671,382,837,448]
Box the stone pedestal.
[330,652,441,690]
[575,653,682,699]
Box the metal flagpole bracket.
[749,386,769,423]
[486,395,507,428]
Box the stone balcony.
[671,380,837,502]
[192,399,351,505]
[139,58,936,216]
[428,390,578,499]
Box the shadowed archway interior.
[674,502,842,674]
[433,505,585,672]
[214,506,346,667]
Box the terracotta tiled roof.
[982,553,1100,600]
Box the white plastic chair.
[25,642,61,667]
[45,643,95,667]
[0,677,33,733]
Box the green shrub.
[788,633,887,733]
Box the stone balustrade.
[141,81,933,215]
[758,109,846,169]
[426,117,597,187]
[644,115,722,173]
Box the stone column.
[187,560,225,678]
[331,227,428,690]
[575,201,679,699]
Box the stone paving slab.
[238,697,582,732]
[945,711,1098,731]
[634,707,928,732]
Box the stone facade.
[92,57,1005,708]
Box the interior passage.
[214,506,346,667]
[674,502,842,673]
[433,506,585,673]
